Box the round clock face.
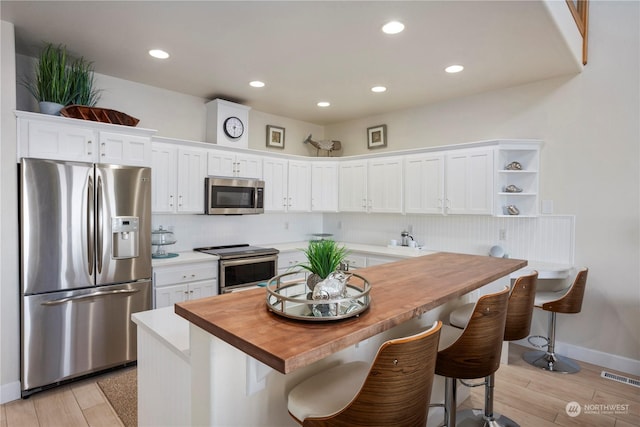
[223,116,244,139]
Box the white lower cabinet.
[277,250,307,281]
[153,261,218,308]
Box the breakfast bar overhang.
[170,252,526,426]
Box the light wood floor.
[1,344,638,426]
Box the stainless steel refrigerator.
[20,158,152,397]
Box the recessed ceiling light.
[445,65,464,73]
[148,49,170,59]
[382,21,405,35]
[371,86,387,93]
[317,101,331,108]
[249,81,265,88]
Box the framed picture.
[266,125,285,149]
[367,124,387,149]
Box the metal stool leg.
[523,312,581,373]
[456,374,520,427]
[444,377,457,427]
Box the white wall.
[326,1,640,364]
[0,20,20,403]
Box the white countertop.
[269,241,436,258]
[132,306,190,362]
[151,250,218,267]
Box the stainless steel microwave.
[204,176,264,215]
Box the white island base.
[133,303,467,427]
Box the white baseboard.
[514,339,640,376]
[0,380,20,404]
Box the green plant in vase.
[22,43,75,114]
[69,57,101,106]
[297,240,348,290]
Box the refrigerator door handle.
[96,174,104,274]
[87,174,95,276]
[40,289,140,306]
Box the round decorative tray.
[265,271,371,321]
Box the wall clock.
[223,116,244,138]
[205,99,251,149]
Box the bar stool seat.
[523,268,588,374]
[447,272,538,427]
[434,287,510,427]
[287,321,442,426]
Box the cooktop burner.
[194,244,279,259]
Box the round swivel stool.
[435,286,510,427]
[448,271,538,427]
[523,268,588,373]
[287,321,442,427]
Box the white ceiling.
[1,1,582,125]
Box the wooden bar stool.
[287,321,442,427]
[448,271,538,426]
[523,268,588,373]
[434,286,510,427]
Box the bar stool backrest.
[504,271,539,341]
[541,268,588,314]
[436,286,510,380]
[302,321,442,427]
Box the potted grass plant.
[297,240,348,290]
[23,43,74,115]
[69,56,101,107]
[23,43,101,115]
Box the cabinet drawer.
[154,263,217,286]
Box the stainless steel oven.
[194,244,278,293]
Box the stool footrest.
[527,335,549,349]
[460,378,487,388]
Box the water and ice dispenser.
[111,216,140,259]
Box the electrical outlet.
[499,229,507,240]
[284,221,289,230]
[338,221,342,230]
[407,224,413,233]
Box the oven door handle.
[220,254,278,267]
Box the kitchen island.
[164,252,526,426]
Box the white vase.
[39,101,64,115]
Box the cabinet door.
[177,148,207,213]
[287,160,311,212]
[446,149,493,215]
[207,150,235,176]
[99,132,152,166]
[368,158,403,213]
[338,160,367,212]
[311,162,338,212]
[235,153,263,179]
[404,153,444,214]
[25,121,95,162]
[155,283,189,309]
[187,279,218,300]
[262,158,288,212]
[151,143,178,213]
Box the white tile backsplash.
[153,211,574,265]
[324,213,574,264]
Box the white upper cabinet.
[207,150,262,179]
[368,157,403,213]
[262,157,289,212]
[311,161,339,212]
[339,160,368,212]
[16,111,154,166]
[404,153,445,214]
[445,148,494,215]
[151,141,207,214]
[339,158,403,213]
[287,160,311,212]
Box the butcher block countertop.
[174,252,526,374]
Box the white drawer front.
[155,263,217,286]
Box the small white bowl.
[489,245,505,258]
